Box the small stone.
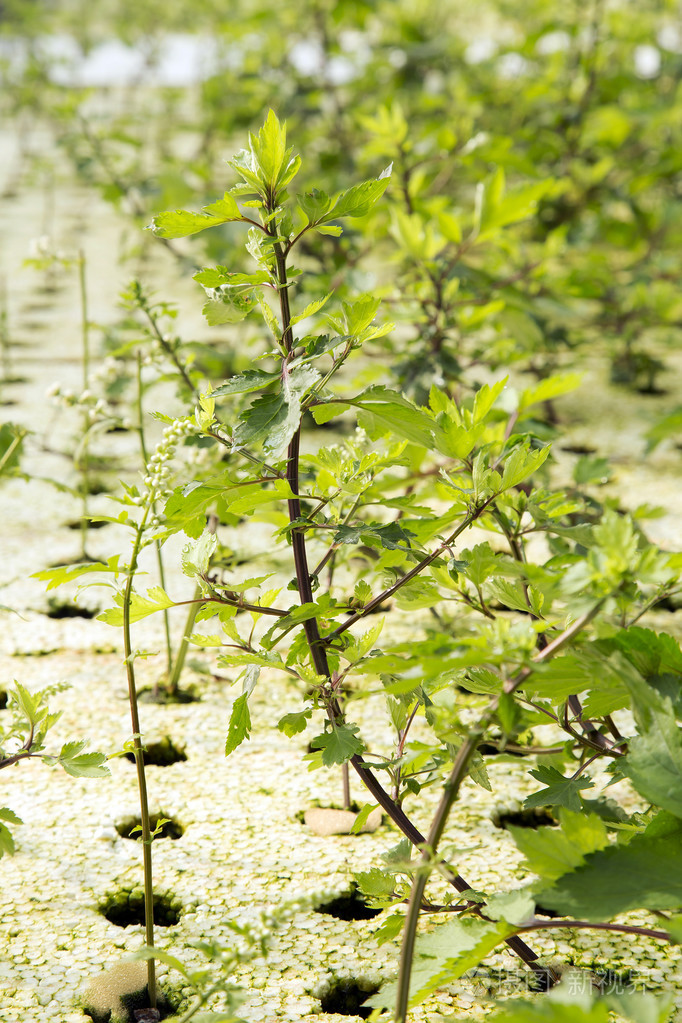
[303,807,382,836]
[82,960,149,1023]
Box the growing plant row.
[1,2,682,1021]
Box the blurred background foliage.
[2,0,682,415]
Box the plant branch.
[517,918,672,942]
[329,495,499,641]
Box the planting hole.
[478,739,525,757]
[115,813,184,841]
[534,903,561,919]
[124,736,187,767]
[66,518,108,530]
[99,889,181,928]
[319,979,380,1019]
[46,600,97,619]
[138,686,200,705]
[492,807,557,830]
[315,885,382,921]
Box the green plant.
[136,110,682,1018]
[0,681,109,856]
[31,91,682,1019]
[17,5,682,1013]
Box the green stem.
[78,249,90,560]
[136,351,173,686]
[123,513,156,1009]
[165,585,201,696]
[341,762,351,810]
[166,515,218,695]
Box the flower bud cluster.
[92,357,126,388]
[141,416,197,506]
[46,382,123,425]
[27,234,67,263]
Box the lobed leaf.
[149,193,242,239]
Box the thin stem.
[0,750,34,769]
[136,352,173,683]
[517,918,671,942]
[166,515,218,695]
[341,762,351,810]
[136,286,196,396]
[123,513,156,1008]
[78,249,90,561]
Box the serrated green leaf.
[257,291,282,340]
[298,188,331,224]
[202,291,257,325]
[524,766,595,812]
[210,370,281,397]
[58,749,110,778]
[97,586,175,626]
[149,192,242,238]
[487,578,534,614]
[248,108,295,191]
[345,620,384,664]
[484,888,536,925]
[620,681,682,818]
[518,372,583,412]
[182,531,218,581]
[374,911,405,945]
[320,167,391,223]
[9,681,41,722]
[354,865,395,899]
[193,268,271,289]
[277,710,312,737]
[0,821,16,858]
[309,723,364,765]
[538,813,682,920]
[32,557,120,590]
[291,292,333,326]
[367,916,511,1010]
[510,809,608,882]
[225,693,251,757]
[501,442,550,490]
[459,666,504,694]
[473,377,508,424]
[233,364,319,458]
[218,650,285,670]
[0,807,22,825]
[333,521,416,551]
[337,386,444,449]
[350,802,380,835]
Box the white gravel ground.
[1,121,682,1023]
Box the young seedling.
[0,681,109,857]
